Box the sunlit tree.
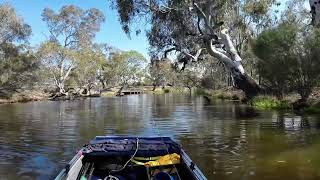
[39,5,105,94]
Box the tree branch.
[181,48,205,62]
[164,47,178,58]
[206,39,234,68]
[220,29,242,62]
[62,65,74,82]
[193,3,215,34]
[197,16,203,35]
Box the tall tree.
[111,0,280,98]
[72,45,106,94]
[148,58,176,90]
[39,5,105,94]
[0,3,31,44]
[291,28,320,101]
[0,3,38,91]
[252,23,297,99]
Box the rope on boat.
[106,138,139,177]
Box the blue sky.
[3,0,150,58]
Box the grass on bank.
[251,96,291,110]
[250,96,320,114]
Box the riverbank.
[195,87,320,114]
[2,87,320,115]
[0,90,49,104]
[194,87,246,101]
[250,88,320,114]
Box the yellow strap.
[144,153,180,167]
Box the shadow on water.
[0,94,320,179]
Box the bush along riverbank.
[0,88,102,104]
[0,90,49,104]
[194,87,320,115]
[250,96,320,115]
[250,96,292,110]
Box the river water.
[0,94,320,180]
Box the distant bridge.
[120,88,143,95]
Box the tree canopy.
[0,3,37,91]
[111,0,283,97]
[39,5,105,94]
[0,3,31,44]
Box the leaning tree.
[110,0,271,98]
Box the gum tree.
[101,50,146,93]
[0,3,38,91]
[39,5,105,94]
[110,0,279,98]
[252,23,297,99]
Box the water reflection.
[0,94,320,179]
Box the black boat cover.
[81,136,181,157]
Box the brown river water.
[0,94,320,180]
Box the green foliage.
[252,96,291,110]
[101,50,147,87]
[292,28,320,100]
[39,5,105,93]
[71,46,106,90]
[0,3,38,91]
[252,23,298,99]
[253,23,320,100]
[42,5,105,48]
[0,3,31,44]
[0,44,39,89]
[243,0,277,22]
[148,59,177,87]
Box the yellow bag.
[144,153,180,167]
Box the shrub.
[252,96,291,110]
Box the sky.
[2,0,311,60]
[2,0,150,58]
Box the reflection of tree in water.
[1,95,320,179]
[177,102,320,179]
[90,97,146,135]
[235,106,259,119]
[151,94,182,118]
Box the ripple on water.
[1,95,320,180]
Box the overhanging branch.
[181,48,205,62]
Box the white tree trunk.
[206,28,260,98]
